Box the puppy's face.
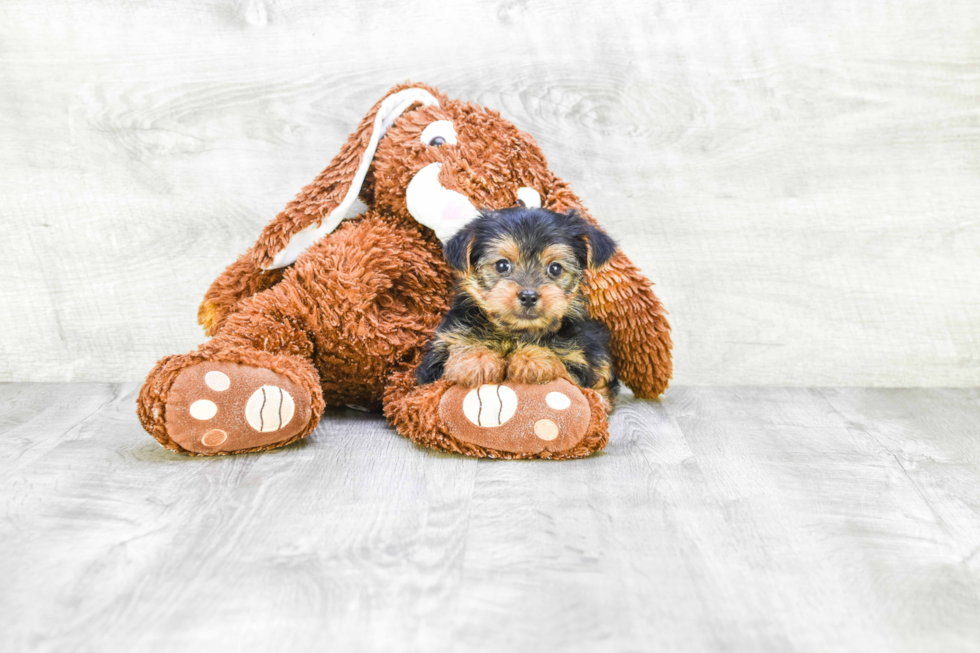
[466,233,585,333]
[449,208,617,334]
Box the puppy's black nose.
[518,289,539,307]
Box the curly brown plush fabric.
[137,82,671,458]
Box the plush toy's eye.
[548,262,564,277]
[495,259,512,274]
[420,120,458,148]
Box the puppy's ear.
[444,222,476,273]
[565,210,618,270]
[584,223,617,270]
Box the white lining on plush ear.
[265,87,440,270]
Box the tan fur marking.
[553,347,588,369]
[457,277,488,312]
[541,244,575,266]
[488,236,521,266]
[535,284,569,326]
[483,279,522,319]
[443,345,507,388]
[506,345,569,384]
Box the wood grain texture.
[1,384,979,651]
[0,0,979,384]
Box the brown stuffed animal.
[137,83,671,460]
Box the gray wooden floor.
[1,384,979,652]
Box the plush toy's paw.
[164,362,313,454]
[438,378,592,456]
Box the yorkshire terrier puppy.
[417,206,621,411]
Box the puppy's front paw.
[506,346,567,385]
[443,346,506,388]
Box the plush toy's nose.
[518,289,540,307]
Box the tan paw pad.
[533,419,560,441]
[202,429,228,446]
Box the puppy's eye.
[547,262,564,277]
[429,136,446,147]
[495,259,512,274]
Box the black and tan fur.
[417,207,620,411]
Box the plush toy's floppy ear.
[197,84,444,335]
[544,180,672,399]
[253,85,442,270]
[565,210,617,271]
[443,221,477,273]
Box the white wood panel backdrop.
[1,0,978,385]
